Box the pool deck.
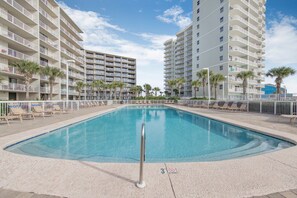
[0,104,297,198]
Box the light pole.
[66,60,75,107]
[202,68,210,107]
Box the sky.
[59,0,297,93]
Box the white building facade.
[164,0,266,99]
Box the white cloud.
[157,5,192,29]
[265,15,297,93]
[59,3,174,90]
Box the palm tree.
[107,83,113,99]
[196,69,213,98]
[102,82,108,100]
[111,81,119,100]
[211,74,225,100]
[136,85,143,97]
[143,84,152,97]
[152,87,160,96]
[130,86,139,98]
[94,80,104,99]
[176,78,185,97]
[41,66,65,100]
[75,81,85,100]
[160,91,163,96]
[12,60,40,100]
[117,81,125,100]
[89,81,97,100]
[236,71,255,99]
[191,80,201,98]
[266,66,296,95]
[167,79,177,96]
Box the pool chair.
[32,106,54,118]
[238,103,247,111]
[9,106,35,120]
[148,100,152,104]
[218,102,229,110]
[100,101,106,106]
[281,114,297,125]
[227,103,239,111]
[52,105,68,114]
[0,115,22,125]
[210,102,220,109]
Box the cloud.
[265,15,297,93]
[157,5,192,29]
[59,2,174,90]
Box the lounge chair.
[219,102,230,110]
[210,102,220,109]
[281,115,297,125]
[0,115,22,125]
[9,106,35,120]
[227,103,239,111]
[52,105,68,114]
[238,103,247,111]
[32,106,54,118]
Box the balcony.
[60,26,83,48]
[40,87,58,94]
[60,16,83,41]
[0,47,35,61]
[2,0,36,23]
[61,37,83,56]
[61,47,83,64]
[0,27,37,51]
[0,8,37,37]
[229,56,248,65]
[39,20,58,38]
[40,48,59,61]
[39,33,58,49]
[39,8,58,27]
[40,75,59,83]
[0,66,38,78]
[40,0,58,16]
[0,83,38,92]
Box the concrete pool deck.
[0,104,297,198]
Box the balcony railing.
[0,47,34,61]
[0,66,38,78]
[39,33,58,49]
[39,20,58,37]
[60,26,83,47]
[0,8,37,36]
[60,16,83,40]
[0,27,37,50]
[40,48,59,60]
[3,0,35,22]
[40,87,58,94]
[0,83,38,92]
[40,0,58,15]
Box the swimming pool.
[6,106,294,162]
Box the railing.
[3,0,35,21]
[136,123,146,188]
[0,47,34,61]
[0,83,38,92]
[177,100,297,115]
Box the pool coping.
[1,104,297,198]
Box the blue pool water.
[6,106,294,162]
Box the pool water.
[6,106,294,162]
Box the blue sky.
[59,0,297,93]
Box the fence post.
[274,101,277,115]
[71,101,73,111]
[247,101,249,112]
[260,101,262,113]
[290,102,293,115]
[28,102,32,113]
[42,101,45,111]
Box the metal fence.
[177,100,297,115]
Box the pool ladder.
[136,123,146,188]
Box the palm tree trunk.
[49,81,53,100]
[120,89,123,100]
[25,81,30,100]
[215,86,217,100]
[243,79,247,100]
[203,82,205,98]
[276,83,281,94]
[79,92,81,100]
[194,87,197,98]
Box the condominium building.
[0,0,136,101]
[164,25,192,97]
[164,0,266,99]
[85,50,136,99]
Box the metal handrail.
[136,123,146,188]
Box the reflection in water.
[6,106,294,162]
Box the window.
[197,9,200,14]
[219,85,223,90]
[220,56,223,61]
[197,0,200,5]
[220,17,224,23]
[196,64,199,68]
[197,32,200,37]
[220,7,224,13]
[220,0,224,3]
[197,24,200,29]
[197,17,200,21]
[197,56,200,61]
[197,48,200,53]
[197,40,200,45]
[220,46,223,51]
[219,65,223,70]
[220,36,223,42]
[220,26,224,32]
